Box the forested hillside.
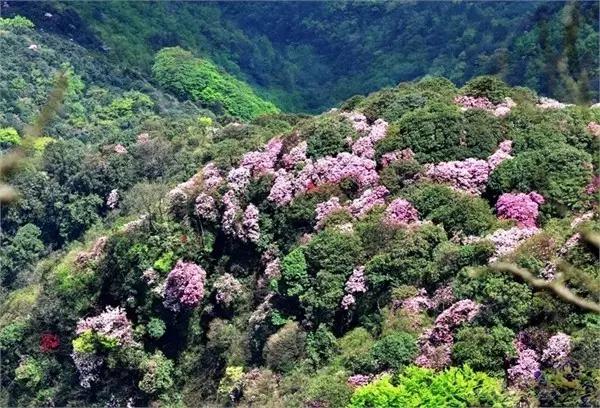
[1,5,599,408]
[4,1,599,111]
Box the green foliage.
[279,247,309,297]
[349,365,514,408]
[305,324,338,368]
[337,327,377,373]
[152,47,278,120]
[379,159,422,195]
[147,318,166,339]
[0,16,34,33]
[454,267,534,329]
[462,75,510,103]
[0,127,21,147]
[263,321,306,373]
[217,365,244,401]
[304,114,355,159]
[0,223,44,287]
[14,358,43,389]
[138,351,175,395]
[452,325,516,376]
[370,331,418,371]
[488,144,593,215]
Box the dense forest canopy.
[4,0,599,112]
[0,2,599,408]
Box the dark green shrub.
[370,331,418,371]
[263,321,306,372]
[452,325,516,376]
[305,324,338,368]
[379,159,423,194]
[462,75,510,103]
[304,114,356,159]
[279,247,309,297]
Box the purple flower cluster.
[202,163,224,190]
[222,190,240,237]
[351,119,389,159]
[380,148,415,167]
[194,192,218,222]
[401,289,433,314]
[163,260,207,312]
[214,273,243,307]
[495,192,545,228]
[486,226,539,263]
[315,196,345,229]
[76,306,135,346]
[264,258,281,280]
[241,204,261,243]
[239,138,283,177]
[282,141,308,169]
[454,96,516,117]
[348,186,389,218]
[415,300,480,369]
[541,332,571,368]
[268,169,295,206]
[341,266,367,310]
[227,166,251,193]
[71,351,103,388]
[508,334,541,389]
[383,198,419,226]
[106,189,119,209]
[341,111,370,134]
[347,374,372,388]
[487,140,513,170]
[425,159,490,195]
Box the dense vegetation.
[5,1,599,112]
[1,8,599,408]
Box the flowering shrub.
[341,266,367,309]
[351,119,388,159]
[163,260,207,311]
[347,374,372,388]
[425,158,490,195]
[113,143,128,154]
[106,189,119,209]
[348,186,389,218]
[508,336,541,389]
[486,226,539,262]
[194,192,218,221]
[202,162,224,190]
[76,306,135,347]
[315,196,345,229]
[542,332,571,368]
[282,140,308,169]
[214,273,243,307]
[227,166,251,193]
[39,333,60,352]
[415,300,480,369]
[495,191,544,227]
[380,148,415,167]
[487,140,513,170]
[239,138,283,177]
[383,198,419,226]
[268,169,295,206]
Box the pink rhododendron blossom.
[240,138,283,177]
[202,163,223,190]
[431,286,455,309]
[380,148,415,166]
[401,289,433,314]
[487,227,539,263]
[264,258,281,280]
[76,306,135,346]
[351,119,388,159]
[194,192,218,222]
[425,158,490,195]
[315,196,345,229]
[113,144,128,154]
[347,374,372,388]
[163,260,206,311]
[213,273,243,307]
[487,140,513,170]
[341,111,370,133]
[585,175,600,195]
[268,169,295,206]
[454,95,495,111]
[282,141,308,169]
[221,190,240,236]
[296,153,379,192]
[542,332,571,368]
[349,186,389,218]
[106,189,119,209]
[537,96,573,110]
[496,192,544,227]
[383,198,419,226]
[508,339,541,389]
[241,204,261,243]
[136,133,150,144]
[227,167,251,193]
[415,300,480,369]
[587,122,600,137]
[341,266,367,310]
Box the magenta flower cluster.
[315,196,345,229]
[239,138,283,178]
[163,260,207,312]
[508,333,541,389]
[400,286,455,314]
[541,332,571,368]
[76,306,135,346]
[454,95,516,117]
[282,141,308,169]
[341,266,367,310]
[495,191,544,227]
[348,186,390,219]
[194,192,218,222]
[351,118,389,159]
[347,374,372,388]
[486,226,539,263]
[242,204,261,243]
[201,163,224,190]
[383,198,419,226]
[380,148,415,167]
[415,300,480,369]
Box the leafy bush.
[263,321,306,372]
[0,127,21,148]
[452,325,516,376]
[305,324,338,368]
[279,247,309,297]
[0,16,34,33]
[304,114,356,159]
[461,75,510,103]
[349,365,514,408]
[152,47,278,120]
[370,331,418,371]
[488,144,593,215]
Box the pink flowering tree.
[349,186,389,218]
[106,189,119,209]
[163,260,207,312]
[496,192,544,227]
[541,332,571,368]
[315,196,345,229]
[383,198,419,226]
[241,204,261,243]
[341,266,367,309]
[76,306,135,347]
[213,273,243,307]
